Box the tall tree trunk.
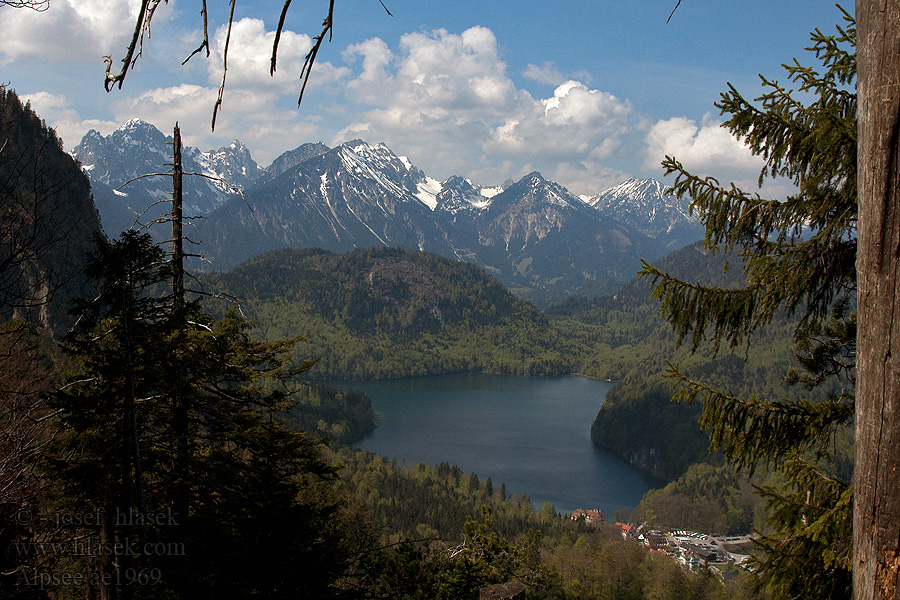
[171,124,188,519]
[855,1,900,598]
[171,124,184,316]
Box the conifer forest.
[2,2,899,599]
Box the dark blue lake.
[333,373,660,517]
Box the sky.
[1,0,849,197]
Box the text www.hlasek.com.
[14,507,184,589]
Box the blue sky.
[1,0,848,196]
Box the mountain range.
[73,121,703,304]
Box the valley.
[0,2,863,595]
[74,118,818,496]
[0,95,820,599]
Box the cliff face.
[0,86,102,335]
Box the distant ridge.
[76,122,705,304]
[587,177,704,252]
[202,246,573,379]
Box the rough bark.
[855,1,900,599]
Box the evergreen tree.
[53,231,170,600]
[53,229,351,599]
[639,10,856,599]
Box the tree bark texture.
[855,1,900,599]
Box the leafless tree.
[104,0,390,131]
[0,0,50,11]
[0,324,59,506]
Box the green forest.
[0,6,861,598]
[201,246,576,379]
[0,88,769,600]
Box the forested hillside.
[549,243,803,480]
[0,87,101,334]
[329,446,764,600]
[199,239,816,484]
[202,246,577,379]
[283,381,375,443]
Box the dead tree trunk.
[854,1,900,598]
[170,124,188,519]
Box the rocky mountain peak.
[73,120,261,226]
[257,142,330,186]
[588,177,703,250]
[490,171,583,214]
[82,127,705,304]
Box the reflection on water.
[331,373,661,516]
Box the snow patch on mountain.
[479,186,502,199]
[337,143,412,202]
[587,177,703,247]
[73,119,259,219]
[416,176,443,210]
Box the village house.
[570,509,605,524]
[616,522,636,539]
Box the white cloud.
[545,162,633,197]
[21,92,119,150]
[17,17,344,166]
[116,84,220,134]
[112,84,320,166]
[522,62,566,86]
[342,38,392,84]
[643,114,763,180]
[0,0,145,63]
[342,26,518,114]
[642,114,798,198]
[335,28,634,194]
[207,18,349,93]
[486,81,632,158]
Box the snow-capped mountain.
[195,140,459,271]
[72,119,258,221]
[76,121,702,303]
[255,142,329,187]
[587,178,704,251]
[195,143,655,301]
[188,140,259,192]
[470,172,652,297]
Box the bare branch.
[114,172,171,190]
[131,197,174,229]
[144,0,164,34]
[24,408,63,424]
[211,0,237,132]
[0,0,50,11]
[186,319,213,332]
[296,0,335,107]
[666,0,681,23]
[104,0,152,91]
[182,171,245,197]
[271,0,294,75]
[108,1,394,123]
[182,0,210,65]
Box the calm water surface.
[335,373,660,517]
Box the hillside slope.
[202,246,576,379]
[550,243,801,481]
[1,87,101,334]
